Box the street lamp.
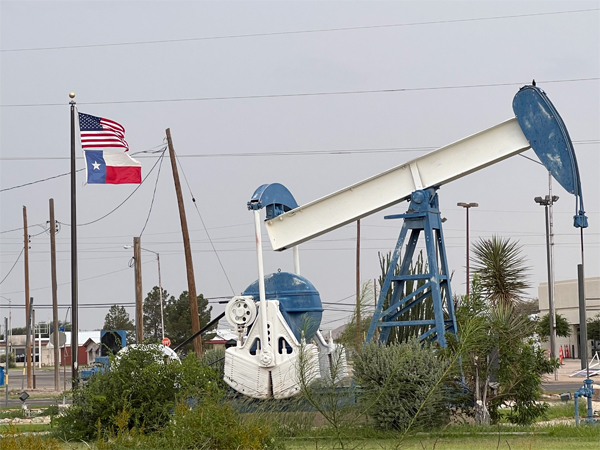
[124,246,164,340]
[535,193,559,379]
[457,203,478,298]
[0,296,11,355]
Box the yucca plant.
[378,250,435,344]
[470,235,531,307]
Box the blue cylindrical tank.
[242,272,323,342]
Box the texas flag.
[78,112,141,184]
[85,150,142,184]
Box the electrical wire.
[0,227,24,235]
[0,169,84,192]
[1,139,597,161]
[172,144,237,295]
[2,77,598,108]
[1,8,597,53]
[0,138,595,201]
[0,247,24,285]
[0,144,166,193]
[139,147,167,237]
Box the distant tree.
[536,313,571,340]
[164,291,213,353]
[471,236,531,306]
[103,305,135,343]
[143,286,171,343]
[587,314,600,341]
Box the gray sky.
[1,1,598,334]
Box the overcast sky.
[1,1,598,335]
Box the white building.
[538,276,600,359]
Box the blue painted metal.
[100,330,127,356]
[574,378,595,425]
[243,272,323,342]
[513,85,588,228]
[365,188,457,347]
[248,183,299,220]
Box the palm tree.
[470,235,530,307]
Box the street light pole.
[124,246,165,340]
[457,202,478,298]
[535,189,559,381]
[155,252,164,341]
[0,297,10,355]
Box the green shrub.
[199,346,225,381]
[353,339,450,431]
[0,353,17,369]
[55,346,223,441]
[95,397,282,450]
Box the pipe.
[573,378,594,425]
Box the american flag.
[78,112,129,151]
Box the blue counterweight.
[243,272,324,342]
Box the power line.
[1,8,597,53]
[2,77,598,108]
[1,140,597,161]
[0,139,596,197]
[0,169,84,192]
[0,144,166,192]
[173,143,237,295]
[139,148,167,237]
[0,247,24,285]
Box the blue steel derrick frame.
[365,187,457,347]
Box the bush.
[353,339,450,431]
[95,398,282,450]
[0,353,17,368]
[55,346,223,441]
[199,346,225,381]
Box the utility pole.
[166,128,202,356]
[134,237,144,343]
[535,188,559,381]
[50,199,60,391]
[23,206,32,389]
[457,202,478,297]
[356,220,361,351]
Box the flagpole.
[69,93,79,389]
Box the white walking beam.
[265,117,530,251]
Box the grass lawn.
[284,434,600,449]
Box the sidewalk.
[543,358,598,384]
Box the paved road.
[542,381,589,393]
[0,368,71,407]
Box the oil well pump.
[222,85,588,399]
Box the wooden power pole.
[134,237,144,343]
[49,199,60,391]
[23,206,32,389]
[165,128,202,356]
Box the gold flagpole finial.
[69,92,75,99]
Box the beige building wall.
[538,277,600,359]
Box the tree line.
[102,287,214,352]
